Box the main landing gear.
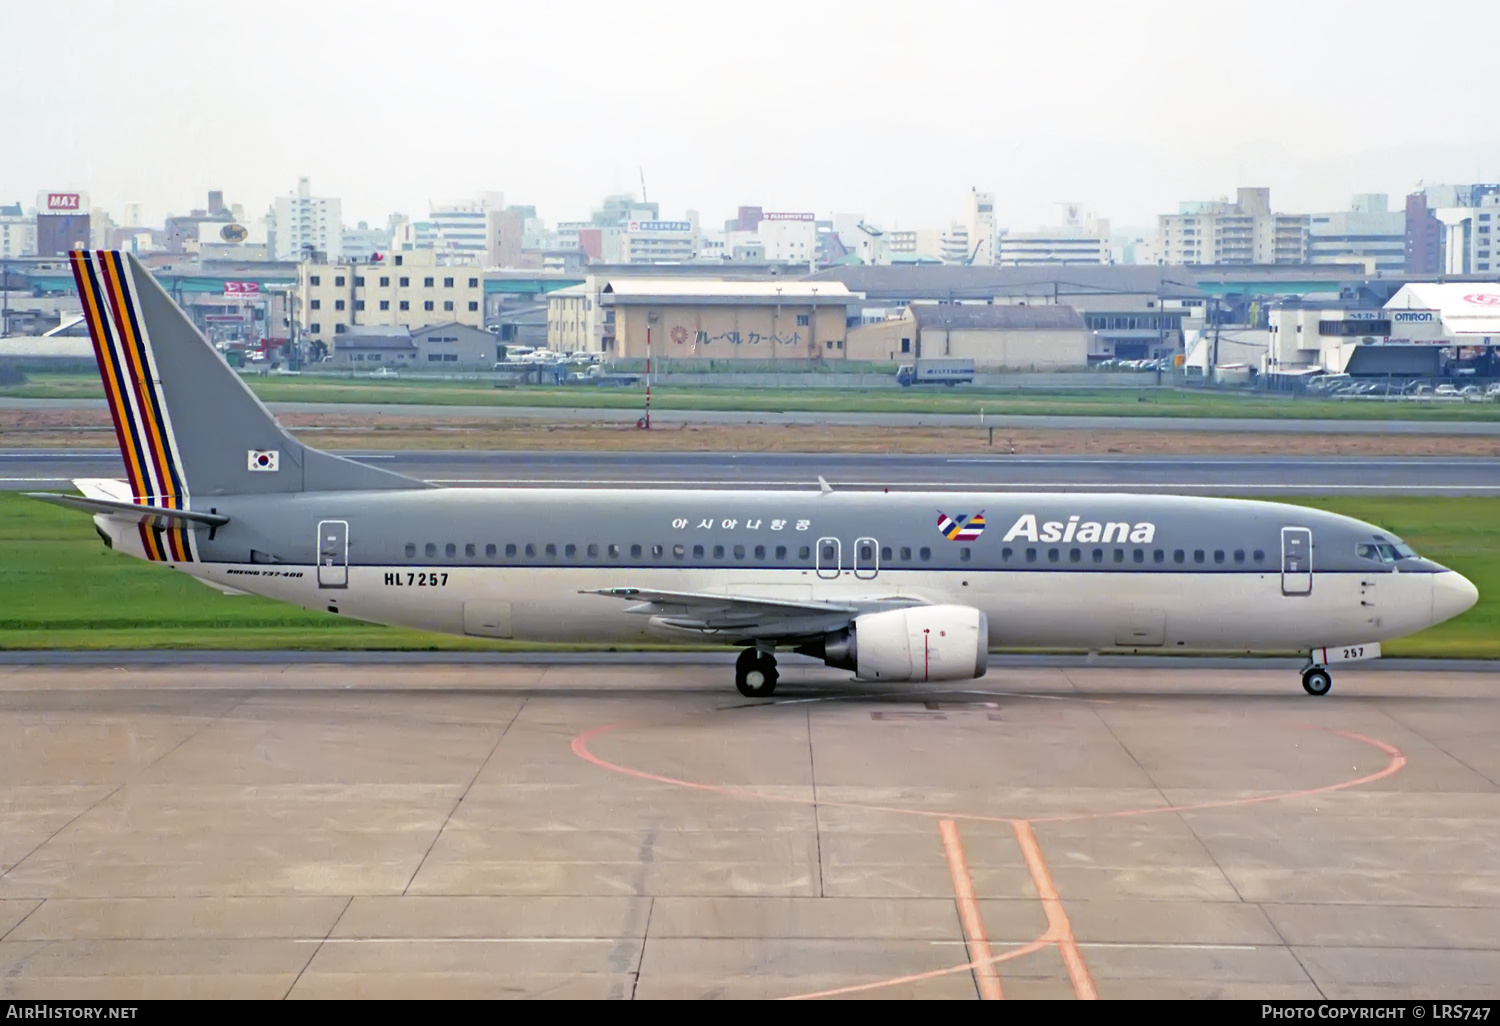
[1301,665,1332,697]
[735,647,779,698]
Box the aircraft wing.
[581,586,923,640]
[25,491,230,530]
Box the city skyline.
[7,0,1500,231]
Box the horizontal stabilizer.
[25,492,229,529]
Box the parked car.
[1435,384,1460,397]
[1486,382,1500,400]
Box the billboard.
[628,220,692,233]
[223,281,261,298]
[763,212,814,222]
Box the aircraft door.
[816,537,841,580]
[1281,526,1312,596]
[854,537,879,580]
[317,520,349,589]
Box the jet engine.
[809,604,988,683]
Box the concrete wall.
[848,321,1089,368]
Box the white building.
[609,219,698,264]
[1156,187,1308,265]
[341,221,393,263]
[998,209,1112,266]
[939,222,971,264]
[966,190,995,265]
[0,203,35,258]
[272,177,342,262]
[756,212,817,267]
[1307,194,1405,273]
[416,192,505,266]
[1423,185,1500,275]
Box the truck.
[896,357,975,387]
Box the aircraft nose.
[1432,571,1480,625]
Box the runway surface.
[7,449,1500,495]
[1,658,1497,999]
[7,396,1500,434]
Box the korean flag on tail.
[248,449,280,472]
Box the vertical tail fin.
[70,250,427,508]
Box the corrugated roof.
[601,279,853,300]
[908,303,1086,331]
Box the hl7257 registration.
[383,572,448,587]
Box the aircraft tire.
[735,648,778,698]
[1302,667,1332,697]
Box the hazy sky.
[6,0,1500,232]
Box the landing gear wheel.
[1302,666,1332,696]
[735,648,779,698]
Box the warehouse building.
[846,304,1092,368]
[549,278,857,360]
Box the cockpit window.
[1358,542,1417,563]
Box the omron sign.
[1393,311,1435,323]
[764,212,814,221]
[47,193,81,211]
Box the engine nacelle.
[816,604,988,683]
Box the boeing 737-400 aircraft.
[29,251,1480,697]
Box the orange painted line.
[1012,820,1098,1001]
[73,254,148,499]
[101,254,174,503]
[570,723,1407,829]
[939,819,1004,1000]
[782,937,1053,1001]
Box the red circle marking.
[570,720,1406,827]
[1463,293,1500,306]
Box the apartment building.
[298,249,484,345]
[1156,187,1307,265]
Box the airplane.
[28,251,1480,698]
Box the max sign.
[46,193,81,211]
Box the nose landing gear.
[735,647,779,698]
[1301,665,1332,696]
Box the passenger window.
[820,542,835,561]
[465,543,475,557]
[1153,549,1164,564]
[693,544,705,558]
[732,545,744,559]
[1047,548,1059,563]
[920,547,932,561]
[881,546,893,561]
[652,544,664,557]
[525,543,535,556]
[1113,549,1125,564]
[1213,550,1225,564]
[486,544,497,558]
[1233,550,1245,564]
[565,543,576,557]
[506,543,518,557]
[1193,550,1205,563]
[799,545,811,559]
[1174,549,1185,564]
[673,544,685,558]
[446,543,457,557]
[901,546,912,561]
[545,543,556,557]
[1092,548,1104,564]
[1025,548,1037,563]
[630,544,642,557]
[405,543,416,558]
[713,544,725,558]
[1001,547,1012,561]
[607,544,620,557]
[587,543,598,557]
[1070,547,1081,563]
[754,545,766,559]
[1133,549,1144,563]
[1253,549,1266,562]
[961,547,972,562]
[425,543,436,557]
[859,542,874,561]
[776,545,787,559]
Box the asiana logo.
[1002,514,1157,544]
